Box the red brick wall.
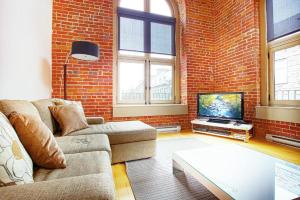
[212,0,300,140]
[184,0,216,123]
[52,0,300,139]
[52,0,216,129]
[52,0,114,121]
[254,119,300,140]
[214,0,260,121]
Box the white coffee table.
[172,144,300,200]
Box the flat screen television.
[197,92,244,120]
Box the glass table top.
[173,144,300,200]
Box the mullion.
[145,57,151,104]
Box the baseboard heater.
[266,134,300,148]
[156,125,181,133]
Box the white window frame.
[268,32,300,106]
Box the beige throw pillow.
[0,112,34,186]
[9,112,66,169]
[49,105,89,136]
[54,100,86,122]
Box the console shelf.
[191,119,253,142]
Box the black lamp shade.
[71,41,99,61]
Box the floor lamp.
[63,41,99,99]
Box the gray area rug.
[126,138,219,200]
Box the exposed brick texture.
[254,119,300,140]
[52,0,300,139]
[52,0,114,122]
[52,0,192,129]
[214,0,260,122]
[184,0,215,124]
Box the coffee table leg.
[173,160,184,174]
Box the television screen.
[198,93,243,120]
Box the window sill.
[113,104,188,117]
[256,106,300,123]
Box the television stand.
[207,118,231,124]
[191,119,253,142]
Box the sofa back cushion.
[32,99,58,133]
[9,112,67,169]
[0,112,34,186]
[0,100,41,120]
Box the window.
[150,64,173,102]
[118,61,145,103]
[119,0,144,11]
[269,41,300,105]
[265,0,300,106]
[117,0,177,104]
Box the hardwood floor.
[112,131,300,200]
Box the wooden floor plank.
[113,131,300,200]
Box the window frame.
[259,0,300,107]
[115,0,179,105]
[268,33,300,106]
[117,7,176,55]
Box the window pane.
[150,0,172,17]
[151,22,173,55]
[150,64,173,101]
[119,50,145,57]
[150,53,173,59]
[120,17,144,52]
[274,45,300,100]
[267,0,300,41]
[118,62,145,102]
[119,0,144,11]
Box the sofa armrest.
[86,116,105,124]
[0,174,115,200]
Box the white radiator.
[266,134,300,148]
[156,125,181,133]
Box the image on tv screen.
[199,93,242,119]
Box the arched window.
[119,0,173,16]
[116,0,178,104]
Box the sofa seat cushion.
[31,99,57,133]
[0,174,115,200]
[0,100,41,120]
[68,121,157,145]
[34,151,111,182]
[55,134,112,159]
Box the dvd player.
[207,118,231,124]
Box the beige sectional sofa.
[0,99,157,200]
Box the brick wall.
[52,0,114,121]
[212,0,300,140]
[52,0,300,139]
[184,0,215,123]
[214,0,260,121]
[52,0,215,129]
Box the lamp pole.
[63,63,67,100]
[63,53,71,100]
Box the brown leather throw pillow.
[49,105,89,136]
[9,112,66,169]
